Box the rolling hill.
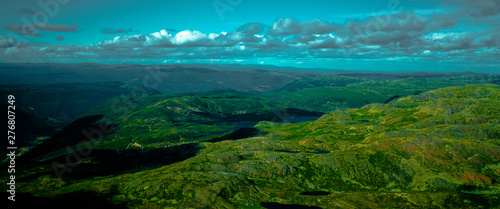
[6,84,500,208]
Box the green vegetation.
[79,91,282,150]
[10,84,500,208]
[276,75,366,92]
[279,74,500,112]
[38,74,497,155]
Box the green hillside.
[15,74,500,164]
[278,74,500,112]
[12,84,500,208]
[18,89,326,161]
[24,74,499,160]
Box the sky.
[0,0,499,72]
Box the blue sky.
[0,0,499,72]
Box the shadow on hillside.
[260,202,323,209]
[18,143,202,181]
[206,127,262,143]
[3,189,128,209]
[18,114,111,163]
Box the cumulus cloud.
[307,34,344,49]
[2,3,499,66]
[227,22,268,43]
[236,23,266,35]
[101,29,237,48]
[422,32,474,51]
[172,30,208,45]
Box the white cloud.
[173,30,207,45]
[427,32,467,40]
[2,6,499,65]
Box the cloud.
[101,27,134,34]
[18,33,43,37]
[422,32,475,51]
[269,18,340,35]
[294,34,317,43]
[457,0,500,18]
[3,22,77,36]
[56,36,64,41]
[18,8,37,16]
[172,30,208,45]
[3,22,78,37]
[3,24,24,32]
[165,28,178,33]
[2,4,499,66]
[444,0,500,29]
[0,37,17,48]
[35,22,78,32]
[227,22,268,43]
[307,34,344,49]
[100,29,236,48]
[235,22,266,35]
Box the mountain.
[2,63,497,96]
[7,84,500,208]
[277,74,500,112]
[14,74,500,161]
[0,82,161,126]
[0,63,313,94]
[0,103,55,157]
[17,90,323,161]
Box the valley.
[1,64,500,208]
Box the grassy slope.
[14,84,500,208]
[80,91,283,148]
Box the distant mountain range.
[1,63,497,95]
